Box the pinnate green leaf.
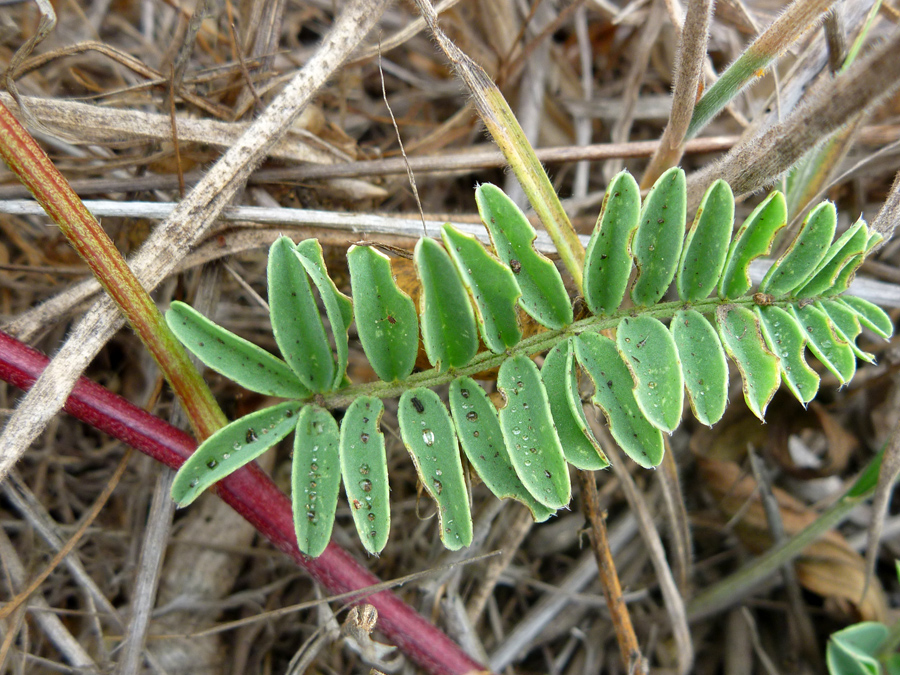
[497,355,571,508]
[631,167,686,306]
[718,191,786,299]
[292,406,340,557]
[166,301,310,399]
[449,378,554,521]
[760,200,835,296]
[398,388,472,550]
[476,183,573,329]
[340,396,390,554]
[575,333,664,468]
[415,237,478,371]
[716,305,780,420]
[583,170,640,314]
[671,310,728,426]
[756,305,820,405]
[172,401,301,506]
[347,245,418,382]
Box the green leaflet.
[826,228,880,296]
[839,296,894,339]
[616,316,684,434]
[268,236,334,392]
[340,396,390,554]
[716,305,780,420]
[826,622,888,675]
[476,183,573,329]
[292,406,340,558]
[441,224,522,353]
[819,300,875,364]
[293,240,353,390]
[583,170,640,315]
[347,245,418,382]
[398,388,473,550]
[677,179,733,302]
[719,191,787,300]
[794,219,868,298]
[497,355,571,508]
[172,401,301,506]
[759,201,836,296]
[793,303,856,384]
[575,333,664,468]
[631,167,686,306]
[670,310,728,427]
[449,378,555,522]
[166,301,310,400]
[756,305,820,405]
[542,340,609,470]
[415,237,478,371]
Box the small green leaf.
[347,245,418,382]
[826,622,888,675]
[583,170,640,315]
[166,301,310,399]
[839,296,894,339]
[497,355,571,508]
[631,167,686,306]
[756,305,820,405]
[449,378,555,522]
[340,396,390,554]
[415,237,478,371]
[172,401,301,506]
[398,388,473,550]
[575,333,664,468]
[819,300,876,364]
[268,237,334,392]
[792,303,856,384]
[476,183,573,329]
[441,224,522,353]
[293,239,353,390]
[677,179,733,302]
[716,305,780,420]
[670,310,728,426]
[542,340,609,470]
[616,316,684,433]
[718,191,787,299]
[292,406,340,558]
[794,219,868,298]
[759,200,836,296]
[826,227,880,297]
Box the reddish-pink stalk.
[0,329,490,675]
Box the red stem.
[0,329,489,675]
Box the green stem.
[0,100,227,440]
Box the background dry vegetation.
[1,0,900,673]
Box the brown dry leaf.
[697,455,886,621]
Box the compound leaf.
[542,339,609,470]
[716,305,780,420]
[476,183,573,329]
[441,224,522,353]
[719,191,787,299]
[292,406,341,558]
[756,305,820,405]
[347,245,418,382]
[631,167,686,306]
[449,378,555,521]
[497,355,571,508]
[172,401,301,506]
[575,332,664,468]
[340,396,391,554]
[399,388,473,550]
[268,236,334,392]
[671,309,728,426]
[415,237,478,371]
[616,316,683,433]
[677,179,733,302]
[583,170,640,315]
[166,301,310,400]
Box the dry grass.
[1,0,899,674]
